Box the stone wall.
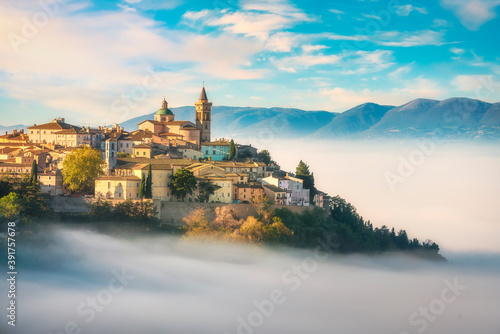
[155,200,313,226]
[49,197,314,225]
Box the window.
[126,143,129,148]
[120,143,123,147]
[222,192,224,197]
[108,182,110,188]
[206,150,209,154]
[143,151,146,155]
[137,183,139,187]
[213,150,216,155]
[159,173,162,177]
[129,193,131,198]
[136,193,138,197]
[227,193,230,197]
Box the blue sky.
[0,0,499,126]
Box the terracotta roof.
[118,157,192,166]
[0,147,20,154]
[138,120,163,125]
[96,175,141,181]
[53,128,87,135]
[234,183,264,189]
[28,122,78,130]
[133,144,152,149]
[263,184,286,193]
[165,120,195,126]
[202,141,231,146]
[159,132,183,137]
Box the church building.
[137,86,212,149]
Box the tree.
[0,192,22,219]
[229,139,236,161]
[139,172,145,199]
[168,168,197,201]
[30,160,38,185]
[197,180,221,203]
[145,164,153,199]
[62,147,104,194]
[257,150,271,165]
[295,160,315,203]
[117,152,131,158]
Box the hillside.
[119,97,500,140]
[3,97,499,140]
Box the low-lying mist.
[242,139,500,255]
[1,228,499,334]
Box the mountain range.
[119,97,500,140]
[2,98,499,140]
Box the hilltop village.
[0,87,330,210]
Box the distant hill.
[2,97,498,140]
[0,124,28,134]
[120,97,500,140]
[310,103,394,138]
[119,106,338,139]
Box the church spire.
[199,85,208,101]
[161,97,168,110]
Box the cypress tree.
[139,172,145,198]
[145,164,153,199]
[30,160,38,185]
[229,139,236,160]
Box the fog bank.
[1,229,499,334]
[248,139,500,255]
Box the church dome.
[156,98,174,115]
[155,108,174,115]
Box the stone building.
[137,86,212,150]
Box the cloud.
[440,0,500,30]
[361,13,381,20]
[432,18,450,27]
[341,50,395,75]
[184,0,314,41]
[302,44,329,53]
[377,30,446,47]
[272,53,342,72]
[395,5,428,16]
[321,77,446,110]
[388,62,414,80]
[120,0,184,11]
[329,9,345,15]
[0,3,267,124]
[450,47,466,55]
[451,75,500,101]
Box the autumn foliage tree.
[63,147,104,194]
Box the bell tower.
[195,85,212,143]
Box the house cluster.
[0,86,330,208]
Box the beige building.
[263,184,287,205]
[95,175,141,199]
[233,183,265,203]
[206,161,266,179]
[28,118,94,147]
[38,169,64,196]
[133,144,152,158]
